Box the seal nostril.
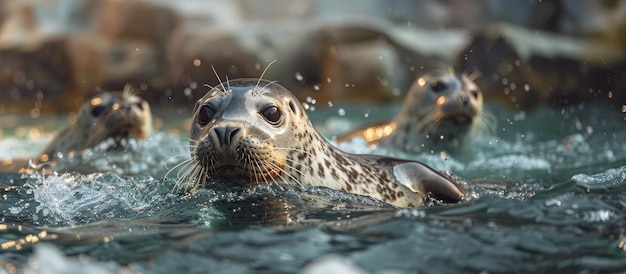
[461,95,469,106]
[215,126,240,147]
[226,127,240,146]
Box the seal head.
[41,87,153,161]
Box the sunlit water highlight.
[1,103,626,273]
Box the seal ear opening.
[288,101,297,114]
[393,162,465,203]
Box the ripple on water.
[24,173,180,226]
[54,133,189,177]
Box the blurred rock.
[0,37,76,114]
[319,39,404,103]
[0,0,625,116]
[460,23,626,111]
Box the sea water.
[1,102,625,273]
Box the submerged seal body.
[185,78,465,208]
[338,69,492,154]
[40,86,153,162]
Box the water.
[1,103,626,273]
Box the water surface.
[1,103,625,273]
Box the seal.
[39,85,153,162]
[179,78,465,208]
[337,68,494,154]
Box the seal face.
[185,78,465,208]
[40,86,153,161]
[338,69,494,154]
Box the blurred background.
[0,0,625,117]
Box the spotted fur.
[181,79,465,208]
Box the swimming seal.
[181,78,465,208]
[40,86,153,162]
[337,68,493,154]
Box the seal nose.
[460,95,469,106]
[214,126,240,147]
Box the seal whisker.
[477,110,497,135]
[268,158,304,187]
[172,163,197,193]
[164,156,195,178]
[225,75,231,93]
[417,110,443,134]
[268,160,304,189]
[255,156,274,187]
[282,157,312,172]
[260,80,279,92]
[164,151,193,167]
[255,60,277,91]
[175,162,196,184]
[87,124,108,145]
[211,65,227,92]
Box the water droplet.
[184,88,192,96]
[30,108,40,119]
[295,72,304,81]
[302,103,310,110]
[190,82,198,89]
[327,101,334,107]
[326,78,332,83]
[338,108,345,116]
[363,112,369,118]
[524,84,530,92]
[313,84,320,91]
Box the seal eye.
[91,105,107,117]
[135,102,144,111]
[197,105,216,126]
[430,80,447,92]
[470,90,479,99]
[261,106,281,124]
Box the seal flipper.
[392,162,465,203]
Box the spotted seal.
[39,86,153,162]
[179,78,465,208]
[337,68,494,154]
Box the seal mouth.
[103,123,148,148]
[441,114,474,126]
[210,162,284,184]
